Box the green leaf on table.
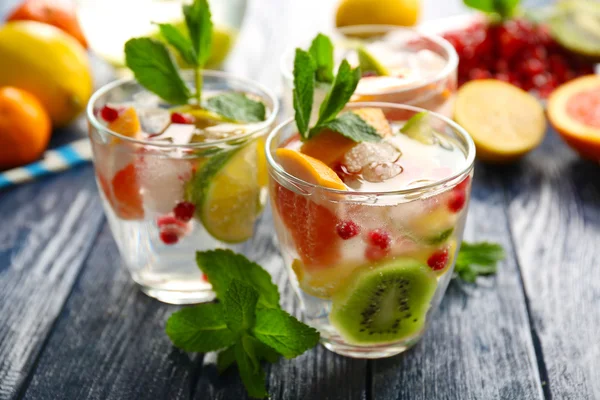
[314,60,361,128]
[225,280,259,334]
[196,250,280,309]
[155,23,197,66]
[205,92,267,123]
[309,33,335,83]
[183,0,213,66]
[166,303,236,352]
[235,338,269,399]
[217,346,236,374]
[124,38,191,104]
[252,308,320,359]
[455,241,505,283]
[293,48,317,136]
[464,0,519,18]
[311,111,381,143]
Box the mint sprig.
[205,92,267,123]
[309,33,335,83]
[167,251,319,399]
[454,241,505,283]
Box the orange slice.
[276,148,346,190]
[108,107,141,139]
[111,163,144,220]
[548,75,600,161]
[352,107,392,137]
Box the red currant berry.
[365,245,390,261]
[100,105,119,122]
[171,112,194,124]
[427,248,450,271]
[448,190,467,213]
[160,230,179,245]
[173,201,195,222]
[336,220,360,240]
[367,229,391,250]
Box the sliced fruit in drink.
[454,79,546,163]
[397,204,457,244]
[352,108,392,137]
[400,111,436,145]
[186,141,261,243]
[111,163,144,220]
[357,46,390,76]
[274,183,340,267]
[330,258,437,345]
[108,106,141,139]
[292,259,361,299]
[547,75,600,161]
[276,148,347,190]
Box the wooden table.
[1,0,598,399]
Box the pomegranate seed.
[448,190,467,213]
[495,73,510,82]
[160,230,179,245]
[157,215,187,228]
[469,68,492,80]
[365,245,390,261]
[336,220,360,240]
[456,176,471,191]
[367,229,391,250]
[495,59,509,73]
[522,59,545,77]
[173,201,195,222]
[427,248,450,271]
[100,105,119,122]
[171,112,194,124]
[201,273,209,282]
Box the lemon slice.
[186,141,261,243]
[454,79,546,163]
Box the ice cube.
[138,108,170,135]
[342,141,401,174]
[132,91,162,108]
[361,161,404,182]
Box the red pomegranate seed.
[428,248,450,271]
[171,112,194,124]
[456,176,471,191]
[367,229,391,250]
[173,201,195,222]
[160,230,179,245]
[201,273,209,282]
[448,190,467,213]
[495,59,509,73]
[522,59,545,77]
[495,73,510,82]
[336,220,360,240]
[469,68,492,80]
[100,105,119,122]
[365,245,390,262]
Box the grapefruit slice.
[454,79,546,163]
[110,163,144,220]
[548,75,600,161]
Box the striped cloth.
[0,138,92,189]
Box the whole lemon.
[335,0,421,27]
[0,21,93,127]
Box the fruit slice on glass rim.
[454,79,546,163]
[548,75,600,161]
[186,141,262,243]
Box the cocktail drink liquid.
[267,103,475,358]
[88,72,278,304]
[282,26,458,119]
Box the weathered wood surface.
[1,0,598,399]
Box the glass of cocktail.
[266,103,474,358]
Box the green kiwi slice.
[330,258,437,345]
[549,0,600,59]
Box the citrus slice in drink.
[275,148,346,190]
[186,141,261,243]
[110,163,144,220]
[108,107,141,139]
[454,79,546,163]
[292,259,361,299]
[547,75,600,161]
[357,46,390,76]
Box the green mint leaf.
[225,280,259,334]
[166,303,236,352]
[254,340,280,363]
[292,48,316,137]
[155,23,197,66]
[464,0,518,17]
[124,38,191,104]
[183,0,213,66]
[309,33,335,83]
[315,60,361,128]
[454,241,505,283]
[205,92,267,123]
[235,338,268,398]
[217,346,236,374]
[311,112,381,143]
[196,250,280,309]
[252,308,319,359]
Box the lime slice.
[549,0,600,59]
[400,111,435,144]
[357,46,390,76]
[186,141,261,243]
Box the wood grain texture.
[505,130,600,400]
[371,165,544,400]
[0,166,104,400]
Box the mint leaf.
[155,23,197,66]
[205,93,266,123]
[225,280,259,334]
[315,60,361,129]
[312,112,381,143]
[235,338,268,398]
[464,0,519,17]
[254,340,280,363]
[455,241,505,283]
[252,308,319,359]
[293,48,316,136]
[124,38,191,104]
[217,346,236,374]
[309,33,335,83]
[166,303,236,352]
[196,250,280,309]
[183,0,213,66]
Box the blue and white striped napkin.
[0,138,92,189]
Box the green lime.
[400,111,435,144]
[186,141,261,243]
[357,46,390,76]
[549,0,600,59]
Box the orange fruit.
[276,148,347,190]
[0,86,51,169]
[108,107,142,139]
[335,0,420,27]
[548,75,600,161]
[8,0,88,48]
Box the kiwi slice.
[549,0,600,59]
[330,258,437,345]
